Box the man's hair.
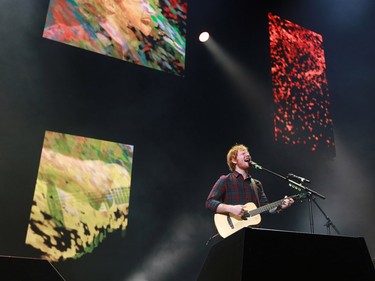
[226,144,249,172]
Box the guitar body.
[214,202,261,238]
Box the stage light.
[199,32,210,42]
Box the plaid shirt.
[205,171,269,212]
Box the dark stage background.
[1,0,374,280]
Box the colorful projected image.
[268,13,335,156]
[25,131,134,261]
[43,0,187,76]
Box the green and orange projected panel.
[268,13,335,156]
[25,131,134,261]
[43,0,187,76]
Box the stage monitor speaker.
[197,228,375,281]
[0,255,65,281]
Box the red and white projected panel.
[268,13,335,156]
[43,0,187,76]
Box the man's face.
[233,149,251,170]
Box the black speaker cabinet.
[198,228,375,280]
[0,255,64,280]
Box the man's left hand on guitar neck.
[275,195,295,213]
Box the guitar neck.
[247,198,284,217]
[247,194,301,217]
[107,187,129,205]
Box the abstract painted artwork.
[25,130,134,261]
[43,0,187,76]
[269,13,335,156]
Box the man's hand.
[229,205,245,216]
[281,196,294,210]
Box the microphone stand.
[251,162,329,234]
[286,178,325,234]
[312,197,340,235]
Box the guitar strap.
[250,178,261,207]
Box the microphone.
[245,159,263,170]
[287,173,311,183]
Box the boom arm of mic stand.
[253,163,326,199]
[287,179,326,200]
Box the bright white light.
[199,32,210,42]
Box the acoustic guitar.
[214,194,304,238]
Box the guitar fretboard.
[245,199,284,217]
[245,194,301,218]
